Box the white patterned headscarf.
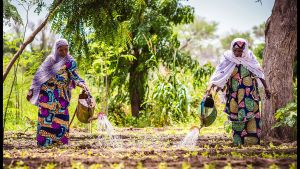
[208,38,265,89]
[28,38,75,106]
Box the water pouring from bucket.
[97,112,113,137]
[88,56,123,148]
[92,111,123,148]
[179,126,201,147]
[179,94,217,147]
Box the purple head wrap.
[29,38,75,106]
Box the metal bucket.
[198,95,217,127]
[75,91,96,123]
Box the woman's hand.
[265,88,271,100]
[204,84,214,98]
[78,82,89,92]
[259,78,271,99]
[204,85,222,99]
[78,82,84,88]
[83,84,89,92]
[26,89,33,101]
[204,89,211,99]
[215,86,222,93]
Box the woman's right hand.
[204,85,222,100]
[26,89,33,101]
[204,89,211,100]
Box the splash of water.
[97,112,123,149]
[97,113,113,137]
[178,126,200,148]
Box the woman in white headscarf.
[27,38,89,147]
[205,38,271,146]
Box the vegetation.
[3,0,296,132]
[272,80,297,139]
[3,0,297,168]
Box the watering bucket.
[75,90,96,123]
[198,94,217,127]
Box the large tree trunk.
[129,70,142,117]
[129,49,147,117]
[262,0,297,140]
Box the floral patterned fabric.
[36,60,84,146]
[224,64,261,146]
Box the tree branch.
[179,38,192,50]
[3,0,63,82]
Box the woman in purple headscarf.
[205,38,271,146]
[27,38,89,147]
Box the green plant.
[88,164,103,169]
[223,163,232,169]
[137,69,195,127]
[224,120,232,134]
[158,162,168,169]
[193,63,215,87]
[203,163,216,169]
[231,151,243,159]
[110,163,124,169]
[136,162,146,169]
[182,161,191,169]
[43,163,57,169]
[247,164,253,169]
[13,160,29,169]
[271,79,297,140]
[269,164,279,169]
[289,163,296,169]
[71,161,85,169]
[252,43,264,63]
[272,102,297,129]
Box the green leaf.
[120,54,136,61]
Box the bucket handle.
[81,90,93,119]
[81,90,93,107]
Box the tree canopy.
[50,0,195,117]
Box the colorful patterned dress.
[36,60,84,146]
[224,64,261,146]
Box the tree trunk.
[262,0,297,140]
[129,49,147,117]
[129,70,141,117]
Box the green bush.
[273,102,297,129]
[272,80,297,138]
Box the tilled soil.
[3,128,297,169]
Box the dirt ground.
[3,128,297,169]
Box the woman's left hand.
[83,85,90,94]
[265,89,271,100]
[79,82,89,92]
